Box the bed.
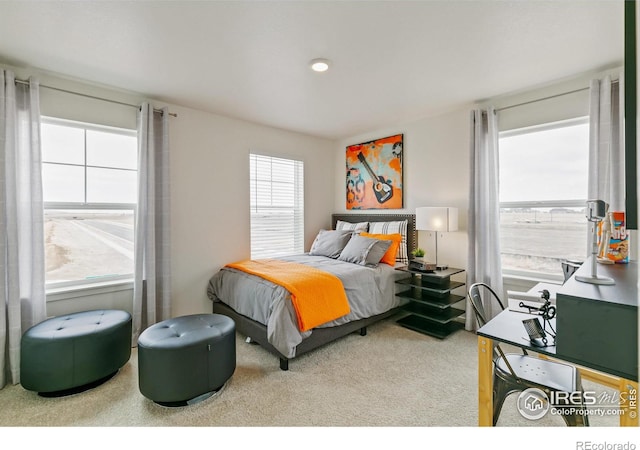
[206,213,416,370]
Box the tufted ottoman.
[137,313,235,406]
[21,309,132,396]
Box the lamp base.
[575,275,615,285]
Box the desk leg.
[478,336,493,426]
[619,379,638,427]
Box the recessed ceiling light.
[310,58,330,72]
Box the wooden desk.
[477,309,638,427]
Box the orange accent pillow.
[360,232,402,266]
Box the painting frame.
[345,134,403,210]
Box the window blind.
[250,153,304,259]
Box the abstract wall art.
[345,134,403,209]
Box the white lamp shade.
[416,207,459,232]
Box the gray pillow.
[309,229,353,258]
[337,234,392,267]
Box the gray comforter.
[207,254,408,358]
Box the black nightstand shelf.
[395,267,466,339]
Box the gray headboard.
[331,213,417,258]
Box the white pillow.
[368,220,408,265]
[335,220,368,232]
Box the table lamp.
[415,206,458,270]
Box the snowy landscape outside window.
[42,118,137,288]
[498,118,589,280]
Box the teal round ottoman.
[20,309,132,396]
[137,314,236,406]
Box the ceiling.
[0,1,625,140]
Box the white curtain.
[132,103,171,343]
[466,107,504,330]
[588,75,625,211]
[0,71,46,388]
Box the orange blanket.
[226,259,350,332]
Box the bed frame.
[212,213,417,371]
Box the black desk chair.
[468,282,589,426]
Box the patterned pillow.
[335,220,368,232]
[368,220,408,265]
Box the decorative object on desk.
[411,247,425,258]
[507,290,548,313]
[522,317,551,348]
[599,211,630,264]
[521,289,556,318]
[345,134,403,210]
[518,289,556,347]
[576,200,615,285]
[415,206,458,270]
[597,212,613,263]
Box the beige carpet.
[0,315,620,429]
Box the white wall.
[4,64,336,319]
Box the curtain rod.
[496,78,619,113]
[14,78,177,117]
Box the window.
[498,118,589,279]
[249,153,304,259]
[42,118,137,288]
